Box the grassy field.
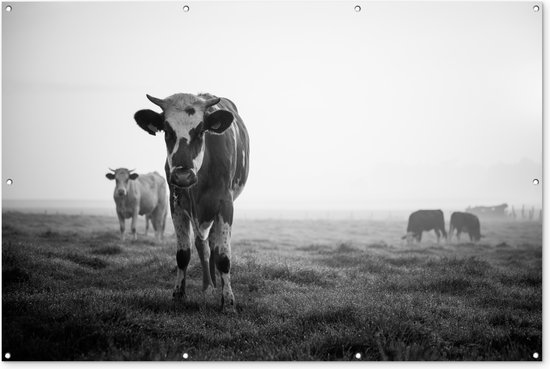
[2,211,542,360]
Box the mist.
[2,2,542,212]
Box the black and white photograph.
[2,1,543,361]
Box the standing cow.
[402,209,447,244]
[448,211,481,242]
[106,168,168,241]
[134,93,249,312]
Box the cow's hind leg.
[209,251,216,287]
[145,215,151,237]
[210,204,235,312]
[130,209,138,241]
[434,229,441,243]
[150,207,164,243]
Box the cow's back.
[450,212,465,229]
[136,172,166,215]
[200,95,249,200]
[451,212,478,227]
[408,210,445,232]
[468,214,481,239]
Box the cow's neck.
[168,143,216,218]
[115,182,137,209]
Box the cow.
[449,212,481,242]
[402,209,447,244]
[105,168,168,242]
[133,92,249,312]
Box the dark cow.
[402,209,447,244]
[449,212,481,242]
[134,93,249,312]
[106,168,168,242]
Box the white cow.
[106,168,168,241]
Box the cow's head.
[106,168,139,197]
[401,231,419,244]
[134,93,234,188]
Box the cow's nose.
[171,168,197,188]
[117,189,125,197]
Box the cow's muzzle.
[116,189,126,197]
[170,167,197,188]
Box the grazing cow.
[106,168,168,241]
[134,92,249,312]
[448,212,481,242]
[402,209,447,244]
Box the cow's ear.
[203,110,234,134]
[129,173,139,180]
[134,109,164,136]
[106,173,115,180]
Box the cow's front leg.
[117,213,126,241]
[195,234,215,299]
[145,215,150,237]
[130,209,139,241]
[172,210,192,301]
[211,206,235,313]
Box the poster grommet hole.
[6,179,13,186]
[182,353,189,359]
[4,353,10,359]
[355,353,361,359]
[5,5,12,12]
[533,5,540,12]
[183,5,190,12]
[533,179,540,185]
[533,352,539,359]
[354,5,361,12]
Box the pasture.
[2,211,542,360]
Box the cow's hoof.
[172,289,186,302]
[222,304,237,314]
[221,297,236,314]
[202,285,215,301]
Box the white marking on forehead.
[163,94,207,142]
[167,136,183,171]
[192,147,205,175]
[167,120,192,142]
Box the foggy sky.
[2,2,542,210]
